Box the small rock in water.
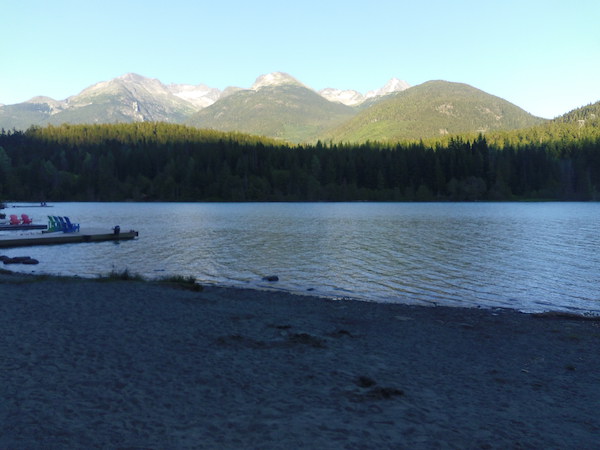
[262,275,279,282]
[22,258,39,265]
[2,256,39,265]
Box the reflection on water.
[3,202,600,314]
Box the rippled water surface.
[4,202,600,313]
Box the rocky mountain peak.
[251,72,304,90]
[117,73,148,83]
[26,96,61,104]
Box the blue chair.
[64,216,80,232]
[56,216,68,232]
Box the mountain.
[51,73,201,124]
[319,77,410,106]
[0,72,413,133]
[1,73,552,144]
[0,97,62,130]
[186,73,355,143]
[322,80,547,143]
[0,73,219,129]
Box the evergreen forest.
[0,118,599,203]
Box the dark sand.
[1,271,599,449]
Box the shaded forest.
[0,120,599,202]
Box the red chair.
[9,214,21,225]
[21,214,33,224]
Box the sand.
[1,271,599,449]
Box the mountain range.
[0,72,547,143]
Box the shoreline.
[1,271,599,448]
[5,265,600,318]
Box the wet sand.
[1,271,599,448]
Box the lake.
[3,202,600,314]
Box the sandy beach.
[1,271,599,449]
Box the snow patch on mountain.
[318,88,364,106]
[318,78,410,106]
[168,84,221,108]
[365,78,410,99]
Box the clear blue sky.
[2,0,599,118]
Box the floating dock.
[0,228,139,248]
[0,224,48,231]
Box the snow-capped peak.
[318,77,410,105]
[251,72,304,90]
[365,78,410,99]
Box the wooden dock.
[0,224,48,231]
[0,228,139,248]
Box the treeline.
[0,121,599,202]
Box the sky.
[1,0,599,119]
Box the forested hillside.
[322,81,546,143]
[0,120,599,202]
[554,101,600,124]
[186,84,356,143]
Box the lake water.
[3,202,600,314]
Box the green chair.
[47,216,61,232]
